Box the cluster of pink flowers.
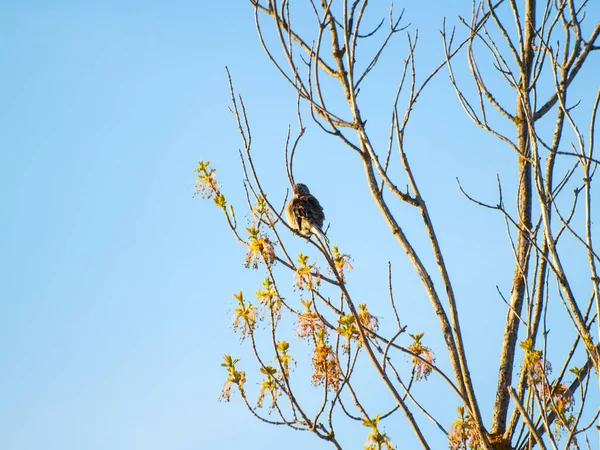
[357,303,379,333]
[296,310,325,338]
[407,333,435,381]
[244,234,275,269]
[311,336,343,391]
[231,292,256,341]
[448,407,482,450]
[194,160,219,199]
[331,246,353,283]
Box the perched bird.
[285,183,329,243]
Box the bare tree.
[196,0,600,448]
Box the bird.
[285,183,329,243]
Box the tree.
[197,1,600,448]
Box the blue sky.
[1,1,598,449]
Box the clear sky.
[1,1,598,449]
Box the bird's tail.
[312,225,330,245]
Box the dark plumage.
[285,183,329,243]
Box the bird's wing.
[301,195,325,229]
